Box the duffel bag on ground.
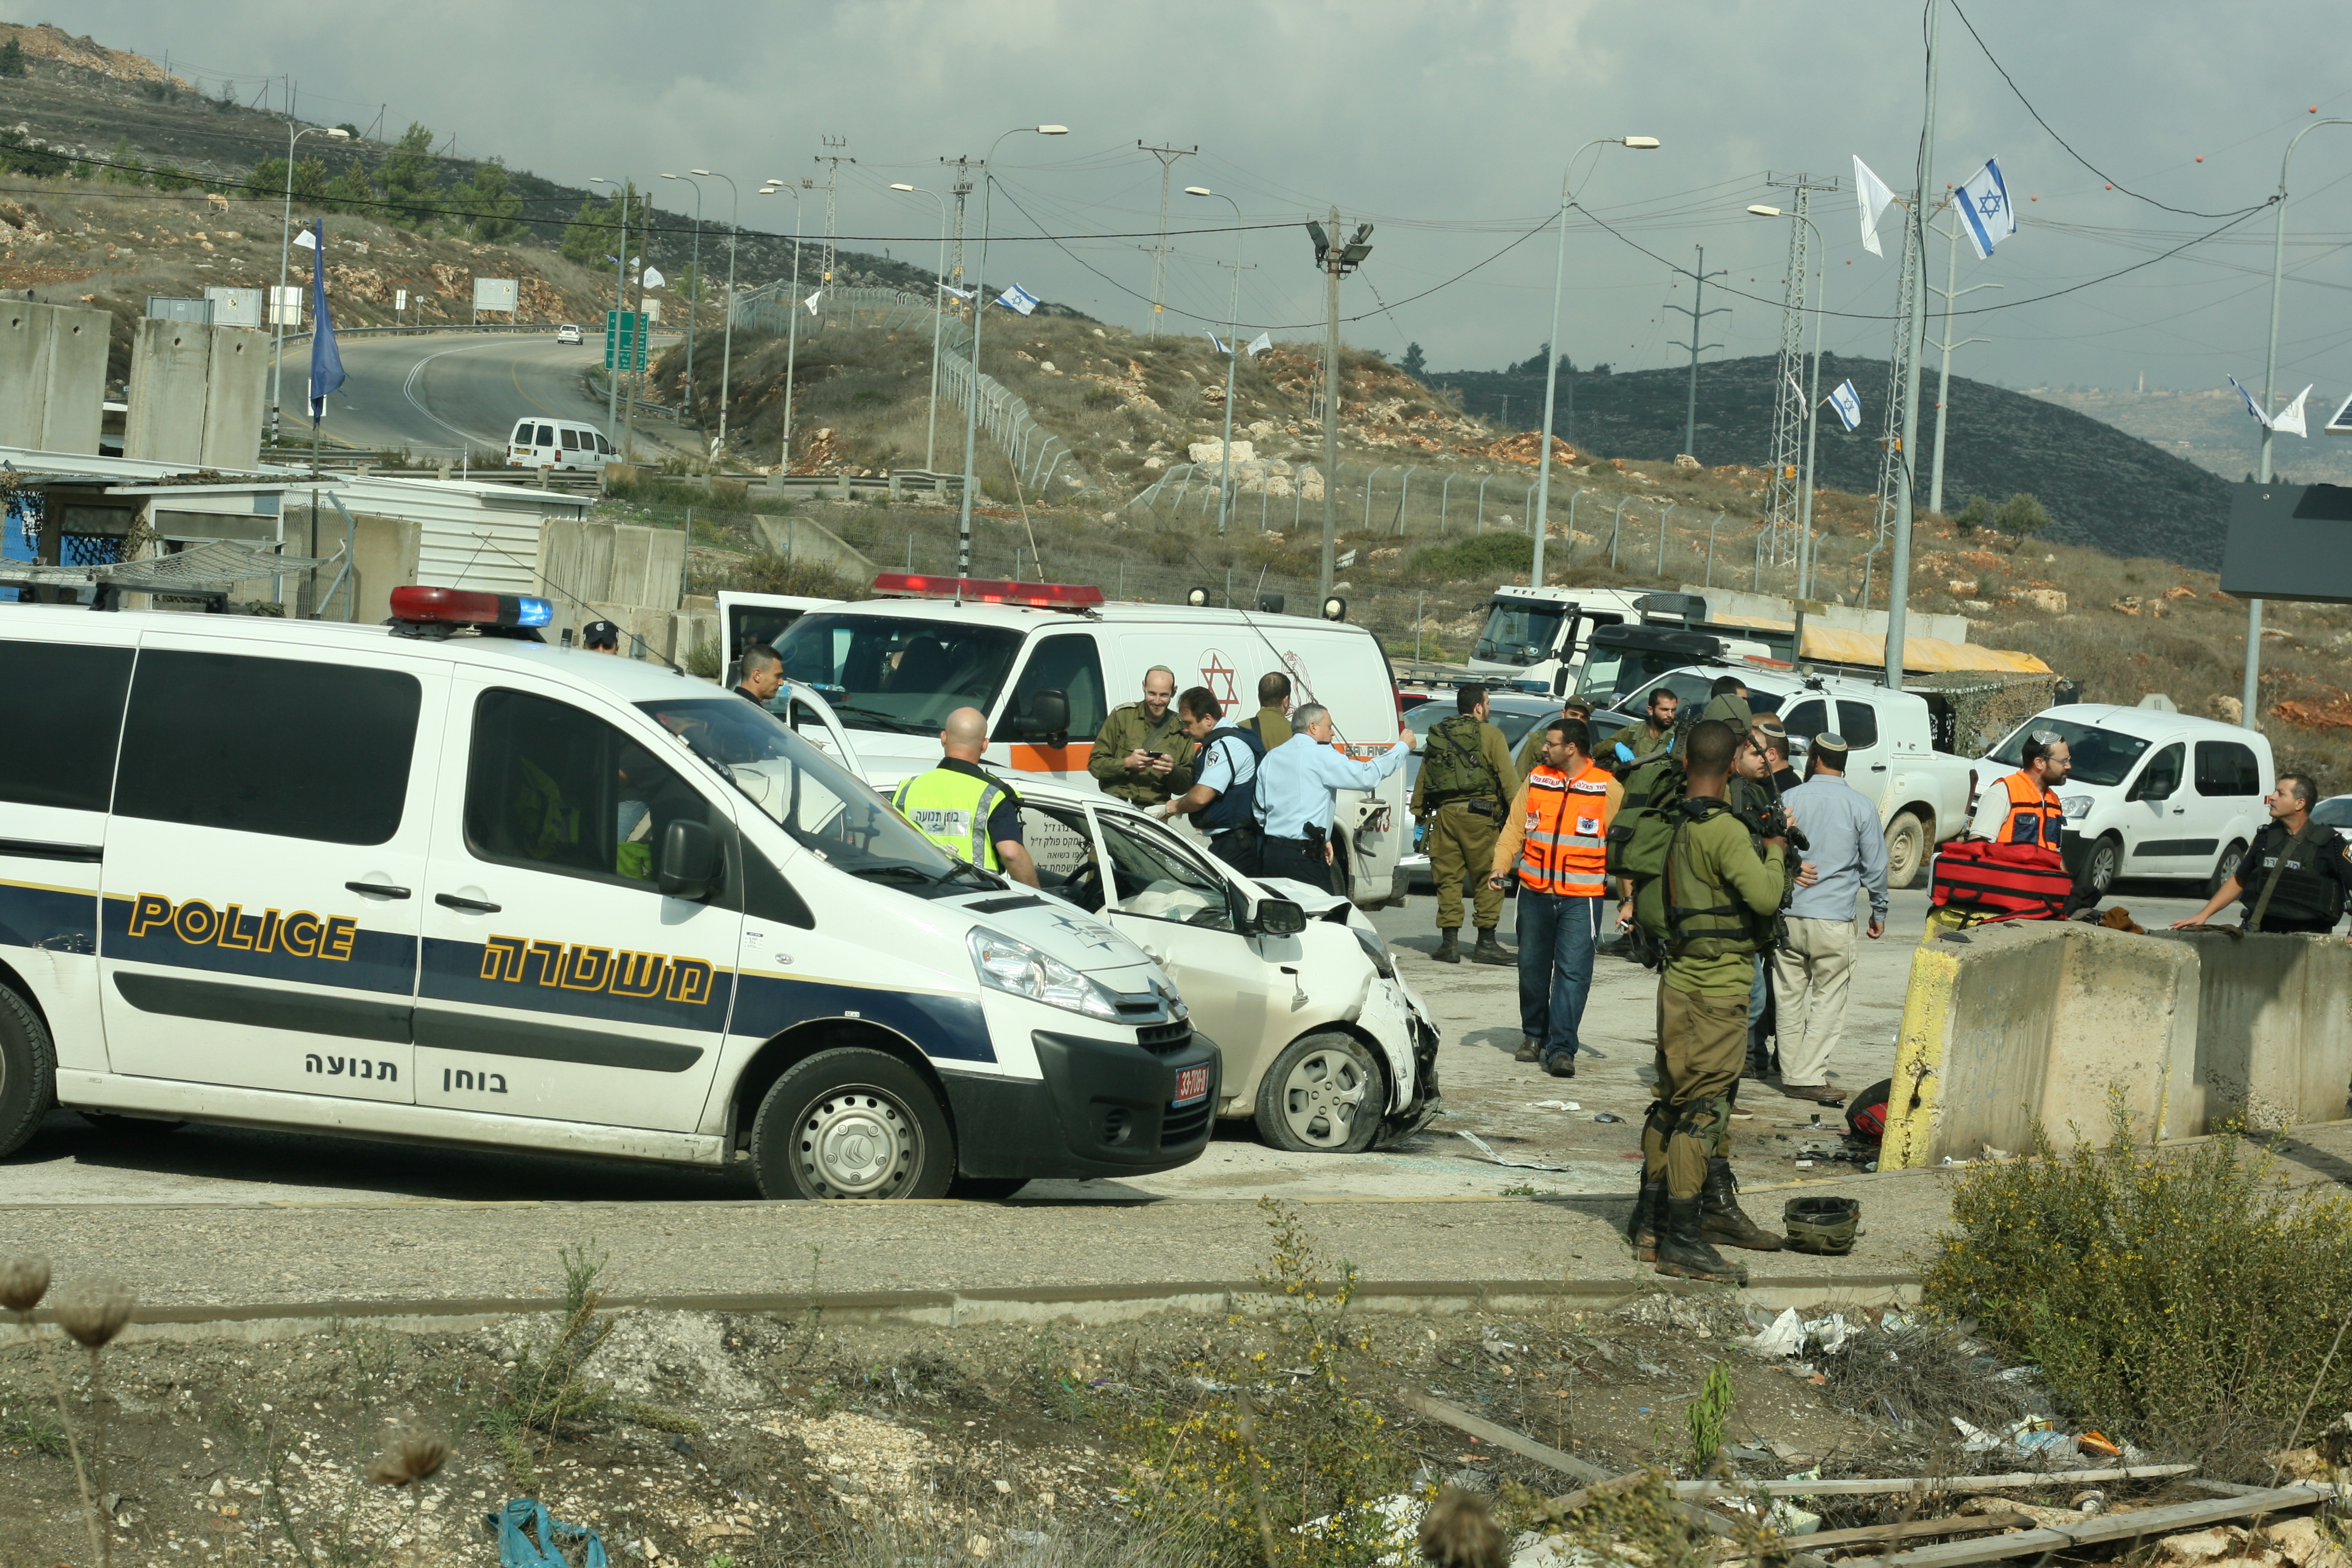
[1928,836,2072,922]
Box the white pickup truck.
[1597,664,1980,889]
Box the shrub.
[1994,491,2052,543]
[1924,1103,2352,1471]
[1406,531,1532,581]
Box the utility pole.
[816,136,851,302]
[1137,143,1195,337]
[1763,173,1839,566]
[1926,204,1996,514]
[1886,0,1945,692]
[1870,200,1923,564]
[945,157,973,295]
[1310,207,1373,600]
[1664,244,1728,463]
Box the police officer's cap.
[582,619,621,649]
[1811,731,1851,760]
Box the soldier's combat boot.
[1434,929,1462,964]
[1654,1197,1749,1285]
[1471,929,1512,966]
[1700,1157,1784,1251]
[1627,1176,1667,1262]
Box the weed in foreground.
[1926,1099,2352,1472]
[1125,1198,1419,1567]
[3,1256,106,1568]
[1685,1362,1734,1475]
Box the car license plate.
[1173,1065,1209,1106]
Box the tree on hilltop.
[378,123,440,227]
[0,36,27,77]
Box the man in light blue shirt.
[1771,733,1889,1104]
[1252,702,1414,893]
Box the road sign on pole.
[604,310,646,371]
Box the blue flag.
[1956,157,2017,260]
[1827,379,1863,432]
[307,223,344,423]
[995,283,1039,316]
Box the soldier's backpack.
[1420,715,1500,801]
[1606,753,1690,968]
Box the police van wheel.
[1884,812,1928,890]
[0,985,57,1160]
[750,1049,955,1201]
[1256,1031,1383,1155]
[2085,834,2123,897]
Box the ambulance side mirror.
[1029,688,1070,739]
[658,819,722,901]
[1255,897,1307,936]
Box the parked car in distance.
[1977,705,2273,897]
[1396,691,1561,890]
[1012,780,1440,1157]
[2313,794,2352,844]
[555,324,584,345]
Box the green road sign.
[603,309,647,371]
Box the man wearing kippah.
[1771,733,1889,1106]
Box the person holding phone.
[1089,665,1195,808]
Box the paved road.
[0,883,2213,1210]
[266,330,691,462]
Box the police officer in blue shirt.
[1252,703,1414,893]
[1159,687,1264,875]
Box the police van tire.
[0,984,57,1161]
[2208,840,2247,901]
[749,1048,955,1201]
[1884,812,1928,890]
[2085,833,2124,897]
[1256,1031,1383,1155]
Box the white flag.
[939,281,976,300]
[1956,157,2017,259]
[1336,548,1357,569]
[2229,375,2275,429]
[1853,155,1898,258]
[642,266,666,289]
[1246,331,1273,357]
[1787,371,1806,403]
[804,288,823,315]
[996,283,1039,315]
[2275,384,2316,438]
[1828,379,1863,432]
[293,227,318,251]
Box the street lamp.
[953,125,1068,577]
[2243,117,2352,730]
[271,123,349,450]
[890,181,951,471]
[690,169,741,459]
[1529,136,1658,590]
[589,177,636,454]
[757,179,808,475]
[660,174,703,428]
[1186,186,1246,535]
[1748,202,1827,601]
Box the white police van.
[0,589,1217,1198]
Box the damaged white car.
[1011,782,1442,1154]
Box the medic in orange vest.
[1973,732,2071,847]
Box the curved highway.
[266,329,692,462]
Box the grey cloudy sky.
[29,1,2352,400]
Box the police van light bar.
[389,586,555,628]
[869,572,1106,610]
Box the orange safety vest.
[1994,770,2066,848]
[1517,761,1614,897]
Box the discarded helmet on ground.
[1782,1195,1862,1255]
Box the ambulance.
[766,574,1413,906]
[0,589,1218,1198]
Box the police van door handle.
[434,892,500,913]
[347,881,411,899]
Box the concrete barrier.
[1882,921,2200,1169]
[123,319,266,466]
[0,300,108,455]
[2152,929,2352,1133]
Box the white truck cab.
[1466,586,1650,691]
[766,573,1412,906]
[0,587,1218,1197]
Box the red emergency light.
[869,572,1105,610]
[388,586,554,629]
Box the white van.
[0,589,1218,1198]
[767,575,1413,906]
[1978,705,2274,897]
[509,417,613,472]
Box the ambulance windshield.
[636,697,991,897]
[771,613,1026,735]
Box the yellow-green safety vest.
[892,767,1013,872]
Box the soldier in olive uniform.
[1088,665,1197,807]
[1603,686,1680,771]
[1413,683,1520,965]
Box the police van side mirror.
[658,820,722,900]
[1255,897,1307,936]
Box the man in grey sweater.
[1771,734,1889,1106]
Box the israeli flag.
[1956,157,2017,260]
[1827,379,1863,432]
[1205,330,1230,354]
[1246,331,1273,357]
[2229,374,2275,429]
[996,283,1039,316]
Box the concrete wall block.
[348,514,422,627]
[747,512,877,577]
[644,526,687,612]
[607,524,655,608]
[2154,930,2352,1134]
[1884,922,2200,1168]
[124,318,211,463]
[0,301,108,454]
[198,327,267,466]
